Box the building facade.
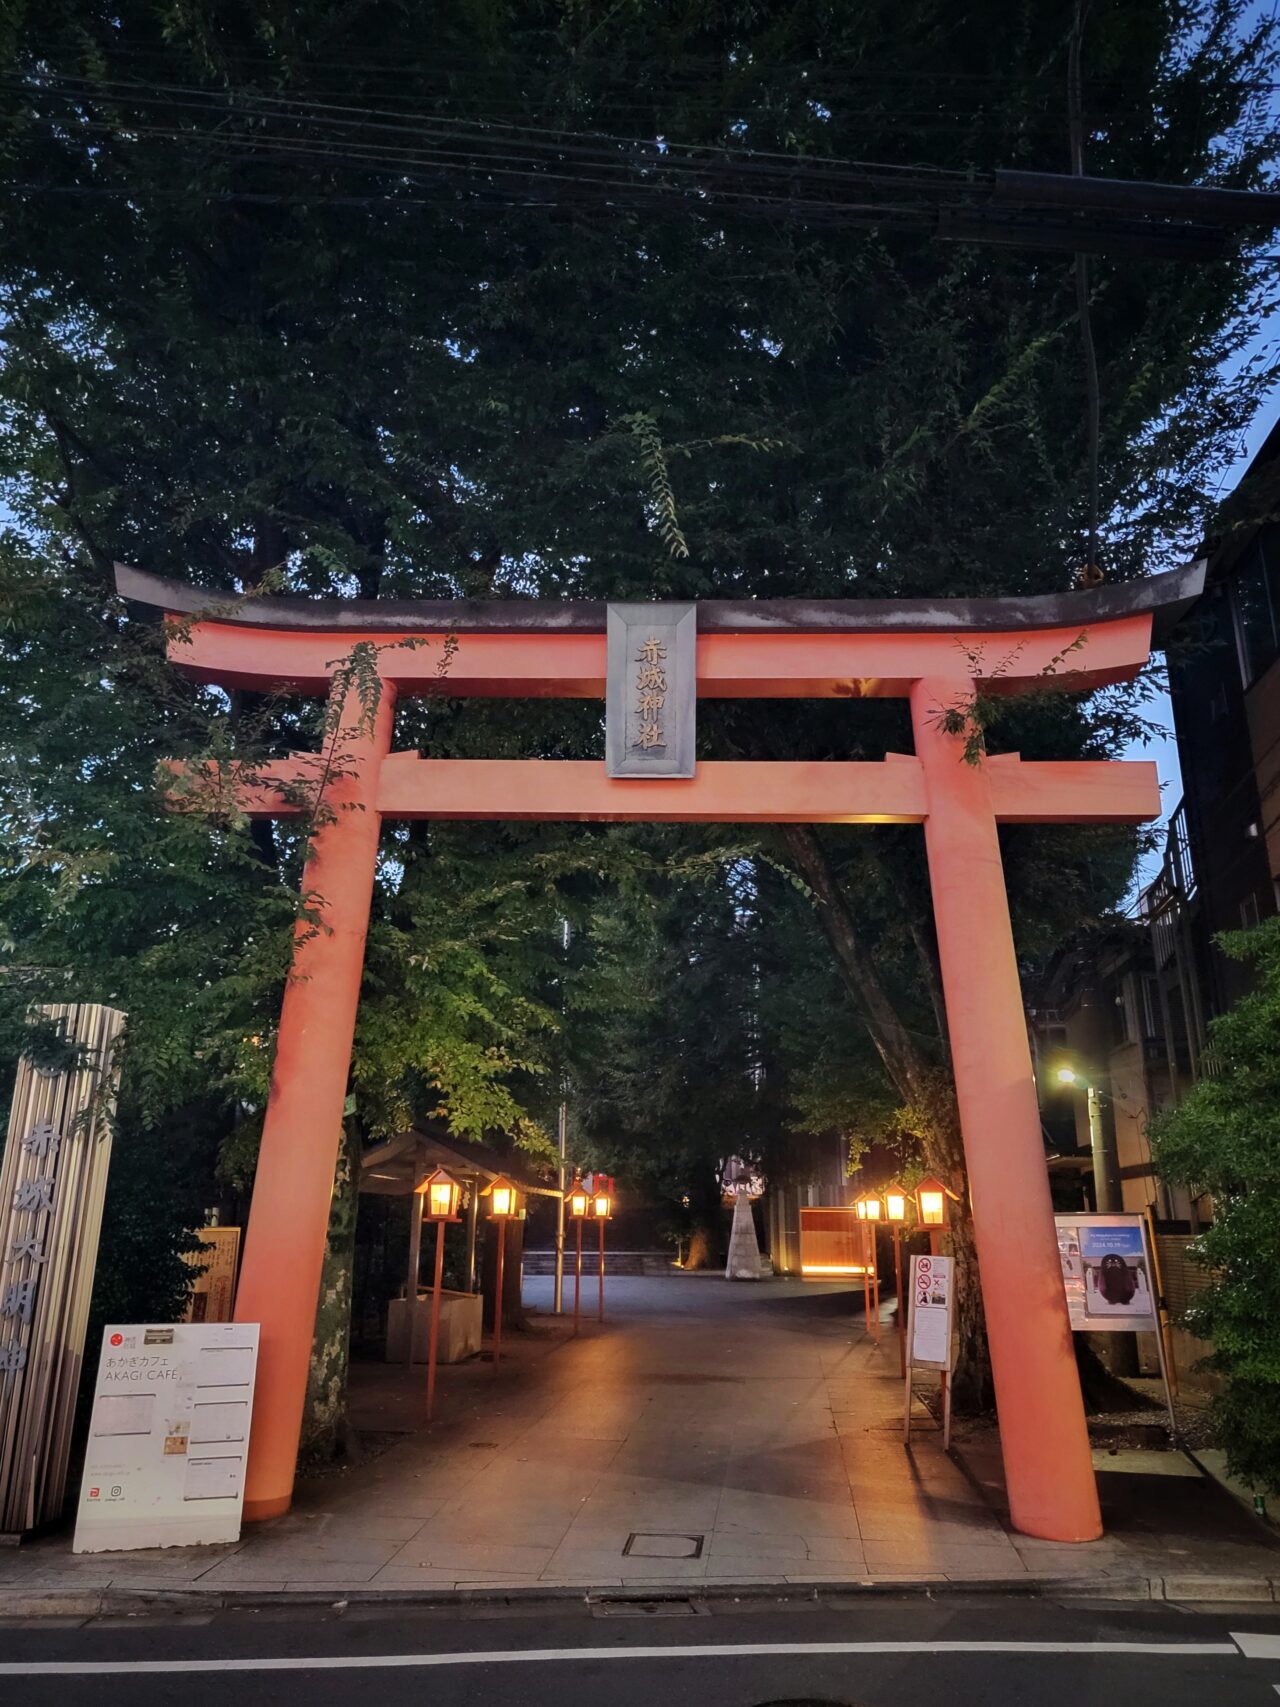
[1029,422,1280,1378]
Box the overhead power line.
[1,69,1277,262]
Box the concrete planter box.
[385,1290,482,1365]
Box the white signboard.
[74,1320,259,1552]
[903,1253,955,1449]
[1054,1212,1159,1333]
[907,1253,954,1370]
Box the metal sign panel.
[0,1003,126,1538]
[74,1320,260,1552]
[605,602,697,777]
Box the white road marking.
[1234,1632,1280,1658]
[0,1639,1244,1675]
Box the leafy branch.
[932,632,1090,764]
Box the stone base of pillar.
[725,1192,765,1281]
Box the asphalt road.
[3,1592,1280,1705]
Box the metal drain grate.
[623,1530,705,1559]
[590,1597,706,1618]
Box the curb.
[1,1573,1277,1620]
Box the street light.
[415,1169,461,1422]
[567,1175,590,1336]
[484,1176,520,1368]
[591,1178,614,1324]
[882,1182,911,1377]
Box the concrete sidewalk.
[1,1274,1277,1606]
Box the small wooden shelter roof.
[360,1127,561,1199]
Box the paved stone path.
[2,1273,1277,1597]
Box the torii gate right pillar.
[912,678,1102,1541]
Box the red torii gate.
[118,562,1202,1544]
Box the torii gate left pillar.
[119,562,1201,1540]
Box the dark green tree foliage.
[1151,921,1280,1497]
[0,2,1275,1404]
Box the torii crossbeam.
[118,562,1203,1544]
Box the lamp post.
[591,1178,614,1323]
[567,1176,590,1337]
[415,1168,461,1421]
[883,1182,911,1377]
[853,1191,883,1344]
[1056,1065,1122,1213]
[485,1175,520,1368]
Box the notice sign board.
[1054,1212,1158,1333]
[74,1321,259,1552]
[183,1226,241,1324]
[903,1253,955,1450]
[907,1253,954,1370]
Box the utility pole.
[1086,1080,1122,1214]
[553,918,570,1314]
[554,1096,567,1313]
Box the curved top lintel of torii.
[115,560,1205,645]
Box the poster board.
[1054,1211,1176,1436]
[74,1320,259,1552]
[1054,1212,1159,1333]
[903,1253,954,1449]
[183,1227,241,1324]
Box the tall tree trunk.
[777,823,993,1409]
[299,1116,362,1463]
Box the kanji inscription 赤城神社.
[606,601,696,777]
[634,633,668,750]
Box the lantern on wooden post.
[567,1176,590,1336]
[484,1176,520,1368]
[415,1168,461,1422]
[883,1182,911,1377]
[852,1191,883,1344]
[914,1175,959,1257]
[590,1179,614,1325]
